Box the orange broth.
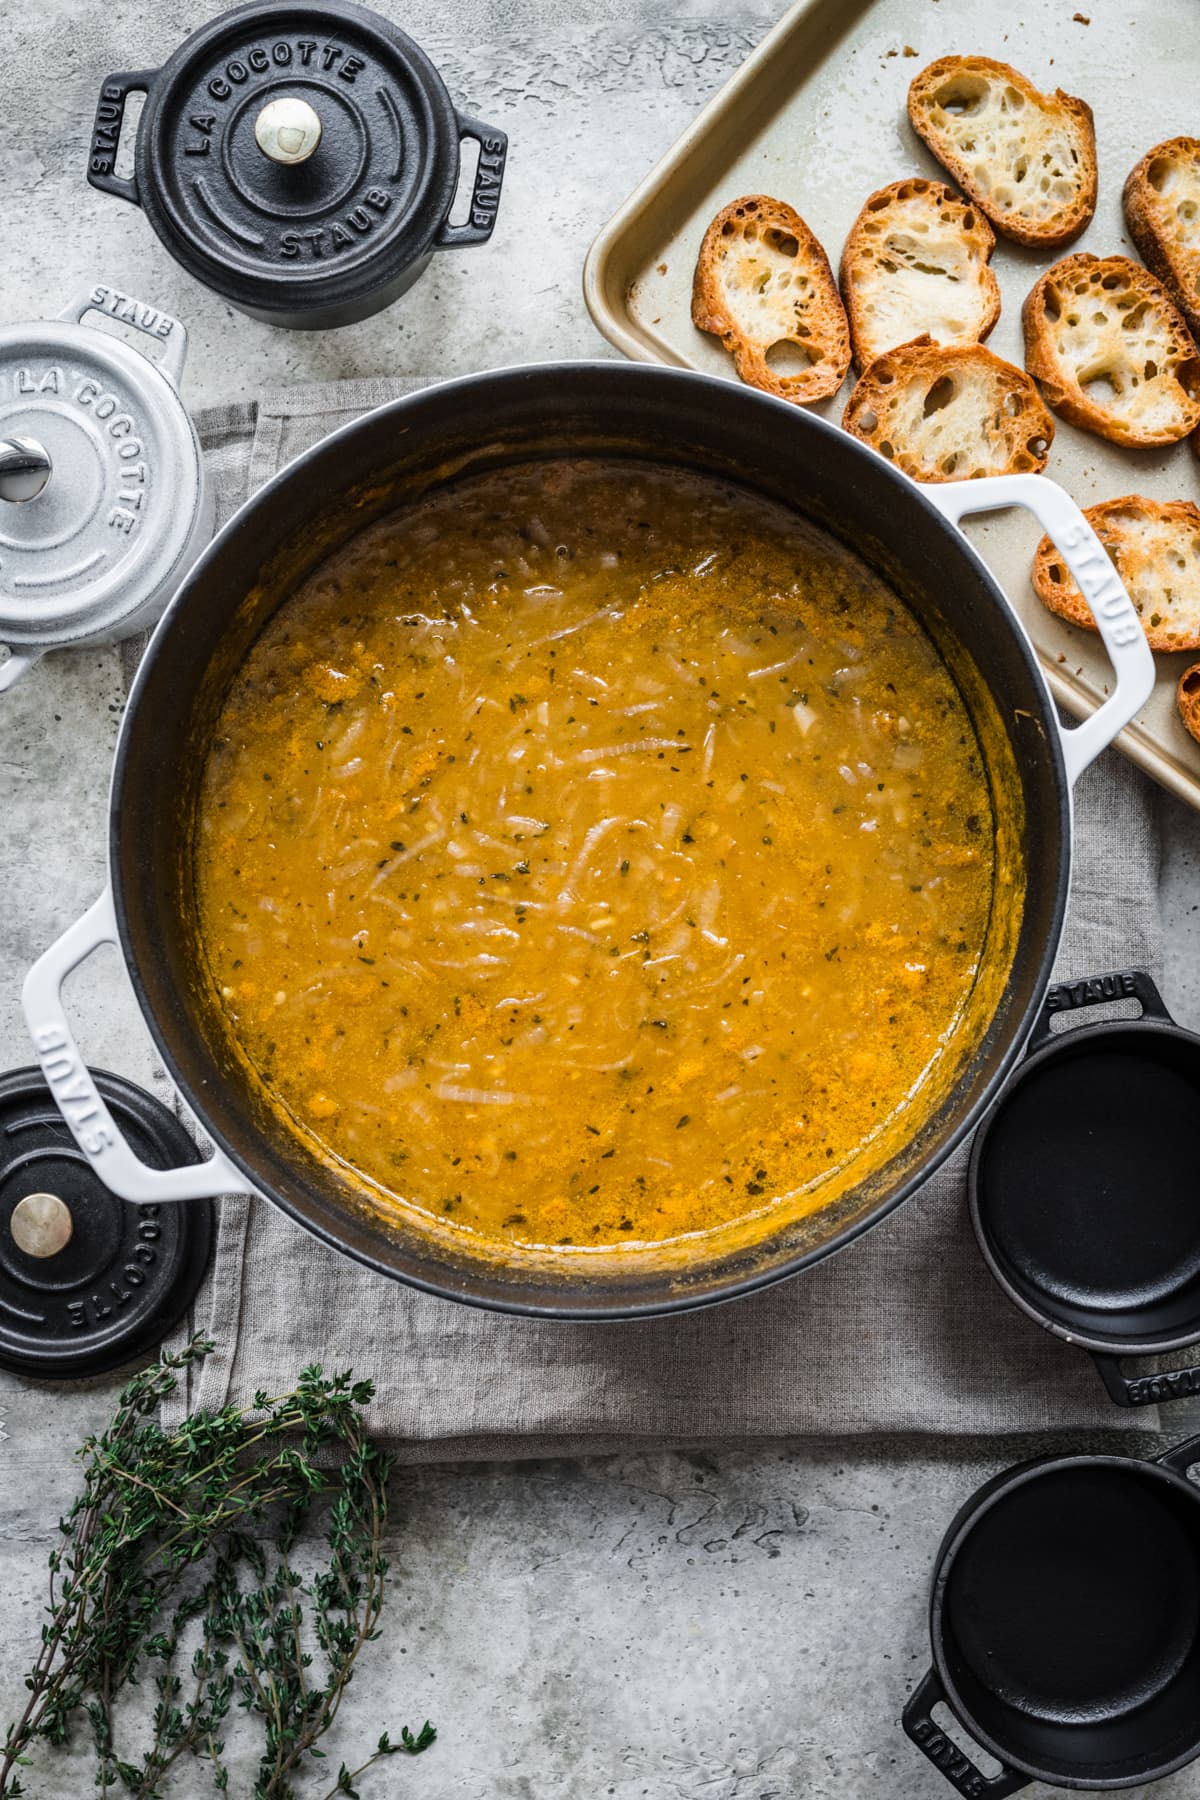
[194,459,999,1258]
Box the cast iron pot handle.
[1094,1351,1200,1408]
[435,114,508,248]
[1157,1433,1200,1477]
[22,890,247,1203]
[1028,966,1172,1054]
[88,69,157,206]
[924,475,1155,786]
[903,1670,1029,1798]
[59,285,189,390]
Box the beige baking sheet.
[583,0,1200,810]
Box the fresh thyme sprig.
[0,1337,434,1798]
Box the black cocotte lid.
[0,1068,212,1380]
[87,0,508,329]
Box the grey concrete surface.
[2,2,1200,1796]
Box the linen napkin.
[129,377,1164,1452]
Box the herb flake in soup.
[195,460,1002,1263]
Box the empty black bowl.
[905,1434,1200,1793]
[969,969,1200,1407]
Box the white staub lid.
[0,284,212,691]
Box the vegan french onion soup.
[194,458,1015,1270]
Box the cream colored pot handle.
[22,888,247,1202]
[925,473,1155,786]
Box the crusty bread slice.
[842,337,1053,482]
[1124,138,1200,341]
[692,195,851,405]
[1032,496,1200,652]
[1023,254,1200,446]
[1177,661,1200,746]
[907,56,1096,248]
[839,178,1000,371]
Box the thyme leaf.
[0,1338,433,1799]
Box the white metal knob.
[255,97,323,166]
[0,437,51,503]
[10,1191,74,1258]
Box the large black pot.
[22,364,1153,1317]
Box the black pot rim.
[132,0,460,315]
[112,360,1072,1317]
[968,1012,1200,1356]
[928,1448,1200,1790]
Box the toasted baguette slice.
[907,56,1096,248]
[842,337,1053,482]
[692,195,851,405]
[1124,139,1200,341]
[839,179,1000,371]
[1032,496,1200,652]
[1177,661,1200,746]
[1023,254,1200,446]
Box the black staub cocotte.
[86,0,508,329]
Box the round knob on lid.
[9,1191,73,1258]
[254,97,323,165]
[0,436,51,503]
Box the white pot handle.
[59,284,190,390]
[22,888,247,1203]
[0,649,40,693]
[924,473,1155,786]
